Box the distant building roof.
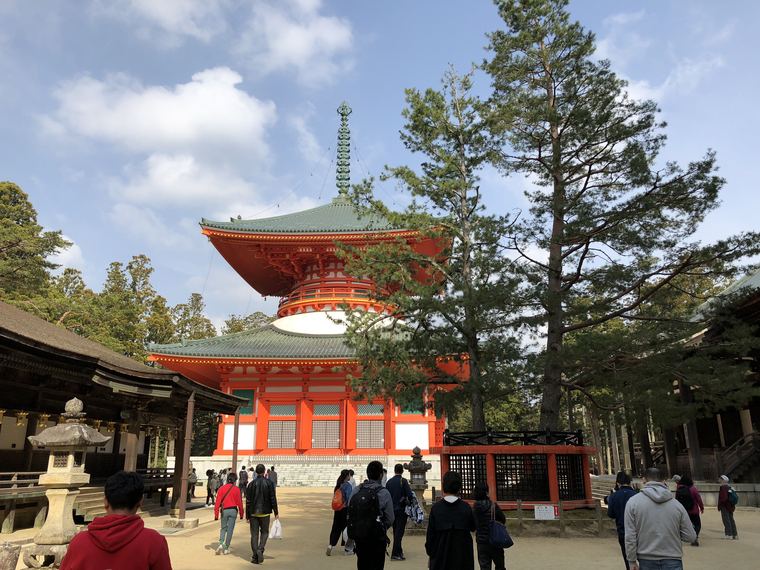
[149,324,354,360]
[201,195,396,235]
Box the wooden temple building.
[149,104,455,478]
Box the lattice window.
[312,420,341,448]
[52,452,68,468]
[494,454,550,502]
[448,454,487,499]
[232,389,254,415]
[556,454,586,501]
[73,452,84,468]
[356,420,384,448]
[314,404,340,416]
[270,404,296,417]
[358,404,384,416]
[268,421,296,448]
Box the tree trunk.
[636,410,654,468]
[469,356,486,431]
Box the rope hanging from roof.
[336,101,352,195]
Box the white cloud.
[622,56,724,102]
[43,67,276,160]
[235,0,353,87]
[49,235,85,271]
[288,107,325,164]
[92,0,229,44]
[108,203,188,248]
[603,10,645,27]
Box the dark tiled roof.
[201,195,396,234]
[0,300,175,379]
[149,324,354,359]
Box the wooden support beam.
[177,392,195,520]
[123,422,141,472]
[231,408,240,472]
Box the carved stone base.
[163,518,198,529]
[35,489,79,545]
[22,544,68,568]
[0,543,21,570]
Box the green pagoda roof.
[201,195,396,235]
[149,324,354,360]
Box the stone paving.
[11,487,760,569]
[163,488,759,570]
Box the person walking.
[608,471,637,569]
[472,481,507,570]
[675,475,703,546]
[269,466,278,487]
[326,469,353,556]
[717,474,738,539]
[385,463,414,561]
[214,472,244,555]
[206,469,218,507]
[425,471,476,570]
[246,463,279,564]
[239,464,249,493]
[624,467,696,570]
[347,460,394,570]
[60,471,172,570]
[187,468,198,500]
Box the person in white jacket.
[624,468,696,570]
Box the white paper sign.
[534,505,557,520]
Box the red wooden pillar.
[440,451,450,476]
[384,400,394,453]
[255,396,269,452]
[486,452,498,501]
[231,408,240,471]
[582,452,593,502]
[345,400,357,452]
[297,398,312,451]
[215,418,225,454]
[547,453,560,504]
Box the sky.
[1,0,758,330]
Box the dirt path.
[163,488,759,569]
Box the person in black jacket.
[384,463,414,560]
[425,471,476,570]
[471,482,506,570]
[607,471,636,570]
[246,464,279,565]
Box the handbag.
[270,518,283,539]
[488,502,513,549]
[404,491,425,524]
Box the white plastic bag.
[270,518,283,539]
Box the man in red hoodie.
[60,471,172,570]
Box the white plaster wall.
[272,311,348,335]
[0,417,27,450]
[395,423,430,450]
[223,424,256,450]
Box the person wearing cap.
[717,475,738,539]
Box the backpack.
[728,487,739,506]
[347,485,384,542]
[675,486,694,511]
[331,488,344,511]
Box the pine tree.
[487,0,760,429]
[171,293,216,341]
[342,70,527,430]
[222,311,273,334]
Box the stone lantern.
[403,446,432,507]
[22,398,110,567]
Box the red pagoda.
[149,103,453,460]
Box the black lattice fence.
[448,454,487,499]
[556,454,586,500]
[494,454,551,502]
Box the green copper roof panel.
[200,196,396,234]
[149,324,354,359]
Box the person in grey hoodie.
[624,468,696,570]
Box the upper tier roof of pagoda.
[149,323,353,360]
[201,195,397,236]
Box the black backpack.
[347,485,384,542]
[675,486,694,511]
